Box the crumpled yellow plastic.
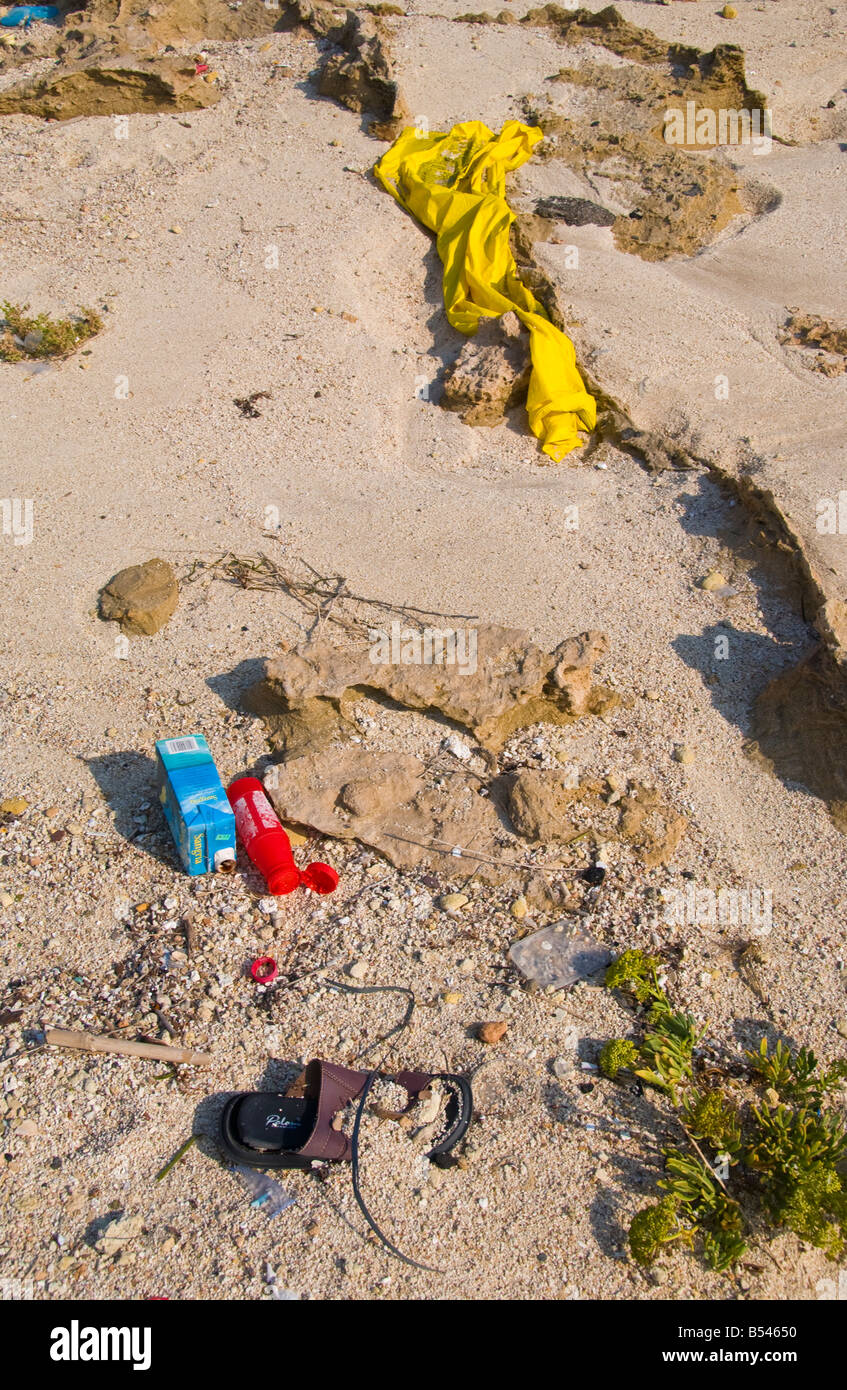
[374,119,596,461]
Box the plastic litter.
[1,5,60,25]
[509,921,611,990]
[232,1164,296,1218]
[227,776,338,895]
[375,120,596,461]
[250,956,278,985]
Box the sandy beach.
[0,0,846,1305]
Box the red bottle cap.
[266,864,301,895]
[301,862,339,894]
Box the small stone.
[169,225,183,234]
[442,734,472,762]
[105,727,118,739]
[15,1119,40,1138]
[257,898,276,915]
[67,822,85,837]
[442,991,462,1005]
[552,1056,574,1080]
[510,896,528,920]
[458,957,475,975]
[348,959,368,981]
[0,892,13,908]
[478,1021,508,1045]
[44,806,59,818]
[439,893,469,911]
[721,4,737,16]
[672,744,696,765]
[700,571,728,592]
[1,797,28,816]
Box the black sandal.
[219,1058,473,1170]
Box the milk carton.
[155,735,236,876]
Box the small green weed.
[0,301,103,362]
[602,950,847,1273]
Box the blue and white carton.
[155,735,236,876]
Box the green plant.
[747,1037,847,1107]
[604,948,664,1006]
[598,1038,640,1079]
[0,301,103,362]
[681,1087,742,1158]
[628,1195,692,1265]
[603,951,847,1274]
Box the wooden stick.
[44,1028,211,1066]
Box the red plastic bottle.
[226,777,339,896]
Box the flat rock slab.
[267,745,573,908]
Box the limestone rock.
[478,1021,508,1045]
[751,642,847,831]
[247,624,608,755]
[618,782,687,868]
[264,744,571,909]
[551,630,608,716]
[99,558,178,636]
[0,60,221,120]
[441,312,531,427]
[316,10,409,138]
[508,769,579,842]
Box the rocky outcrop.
[441,312,532,427]
[246,625,611,756]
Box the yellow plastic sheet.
[374,119,596,461]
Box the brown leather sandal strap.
[393,1069,434,1101]
[297,1058,371,1162]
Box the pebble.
[510,896,528,920]
[672,744,696,765]
[257,898,276,915]
[0,891,13,908]
[439,893,469,911]
[552,1056,574,1080]
[442,734,472,762]
[700,570,728,592]
[458,957,475,975]
[442,991,462,1005]
[478,1021,508,1045]
[348,959,369,981]
[1,797,28,816]
[721,4,737,16]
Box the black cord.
[325,979,415,1068]
[324,979,443,1274]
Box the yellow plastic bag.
[375,119,596,461]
